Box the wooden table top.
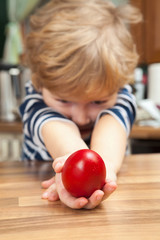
[130,125,160,140]
[0,120,22,133]
[0,154,160,240]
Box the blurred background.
[0,0,160,161]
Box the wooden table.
[0,154,160,240]
[130,125,160,140]
[0,120,22,133]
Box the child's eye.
[92,100,107,105]
[57,99,70,104]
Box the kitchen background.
[0,0,160,161]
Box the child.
[20,0,142,209]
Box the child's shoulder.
[25,81,36,94]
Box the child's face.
[42,88,117,137]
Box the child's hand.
[41,176,59,201]
[42,175,117,209]
[55,172,89,209]
[54,172,117,209]
[41,154,71,201]
[52,155,117,209]
[52,155,88,209]
[42,155,117,209]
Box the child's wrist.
[105,161,117,182]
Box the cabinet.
[0,121,22,161]
[130,0,160,64]
[129,125,160,154]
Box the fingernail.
[48,193,57,201]
[108,184,117,192]
[42,192,49,199]
[79,199,88,207]
[96,194,103,201]
[55,162,62,172]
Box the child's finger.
[52,154,71,173]
[53,161,64,173]
[52,157,65,172]
[56,173,88,209]
[102,180,117,200]
[59,188,88,209]
[41,176,55,189]
[83,181,117,209]
[42,182,59,201]
[84,190,104,209]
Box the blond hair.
[26,0,142,100]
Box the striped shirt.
[19,81,136,161]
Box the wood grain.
[0,120,22,133]
[130,0,160,64]
[0,154,160,240]
[130,125,160,139]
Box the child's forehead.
[51,90,117,102]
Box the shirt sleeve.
[19,81,75,151]
[96,85,137,137]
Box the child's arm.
[41,120,90,208]
[91,114,127,180]
[41,86,135,209]
[42,120,88,158]
[41,118,118,209]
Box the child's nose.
[71,105,90,126]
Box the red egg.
[62,149,106,198]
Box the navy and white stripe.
[19,81,136,161]
[19,81,75,161]
[97,85,136,136]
